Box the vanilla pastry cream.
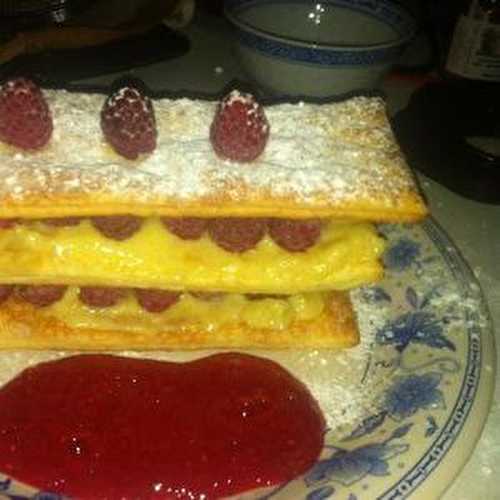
[0,218,385,293]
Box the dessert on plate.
[0,78,427,349]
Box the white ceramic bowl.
[225,0,416,97]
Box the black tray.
[392,81,500,205]
[0,23,190,84]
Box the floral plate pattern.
[0,219,496,500]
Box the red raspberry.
[0,78,52,150]
[208,217,267,253]
[268,218,322,252]
[0,219,16,229]
[101,85,157,160]
[210,90,270,162]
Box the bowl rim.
[224,0,417,51]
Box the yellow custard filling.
[0,218,385,293]
[41,287,327,333]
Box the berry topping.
[210,90,270,162]
[135,289,180,313]
[0,285,13,304]
[161,217,208,240]
[17,285,67,307]
[101,85,157,160]
[0,77,52,150]
[268,218,322,252]
[91,215,142,241]
[208,217,267,253]
[0,219,16,229]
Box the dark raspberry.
[161,217,208,240]
[268,218,322,252]
[135,289,180,313]
[0,77,52,150]
[0,219,17,229]
[210,90,269,162]
[91,215,142,241]
[17,285,67,307]
[208,217,266,253]
[101,85,156,159]
[0,285,13,304]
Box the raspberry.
[0,78,53,150]
[210,90,269,162]
[268,218,322,252]
[101,85,157,160]
[208,217,267,252]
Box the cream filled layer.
[0,218,385,292]
[41,287,327,333]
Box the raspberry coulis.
[0,353,325,499]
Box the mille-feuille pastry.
[0,79,427,350]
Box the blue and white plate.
[0,219,496,500]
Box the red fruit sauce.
[0,353,325,499]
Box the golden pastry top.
[0,91,427,222]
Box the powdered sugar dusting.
[0,287,385,433]
[0,90,421,217]
[223,89,255,108]
[293,287,390,430]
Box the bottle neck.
[444,0,500,83]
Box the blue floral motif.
[6,494,63,500]
[390,423,413,439]
[425,416,439,437]
[0,478,12,491]
[0,479,64,500]
[383,238,421,271]
[33,494,65,500]
[384,373,444,421]
[405,287,419,309]
[362,286,392,304]
[343,411,388,441]
[306,485,335,499]
[234,24,403,66]
[305,426,410,487]
[228,0,415,39]
[376,311,455,353]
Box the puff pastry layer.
[0,290,357,350]
[0,92,427,222]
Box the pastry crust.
[0,91,427,351]
[0,292,358,350]
[0,92,427,223]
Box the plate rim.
[377,217,496,500]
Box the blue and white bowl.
[225,0,417,97]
